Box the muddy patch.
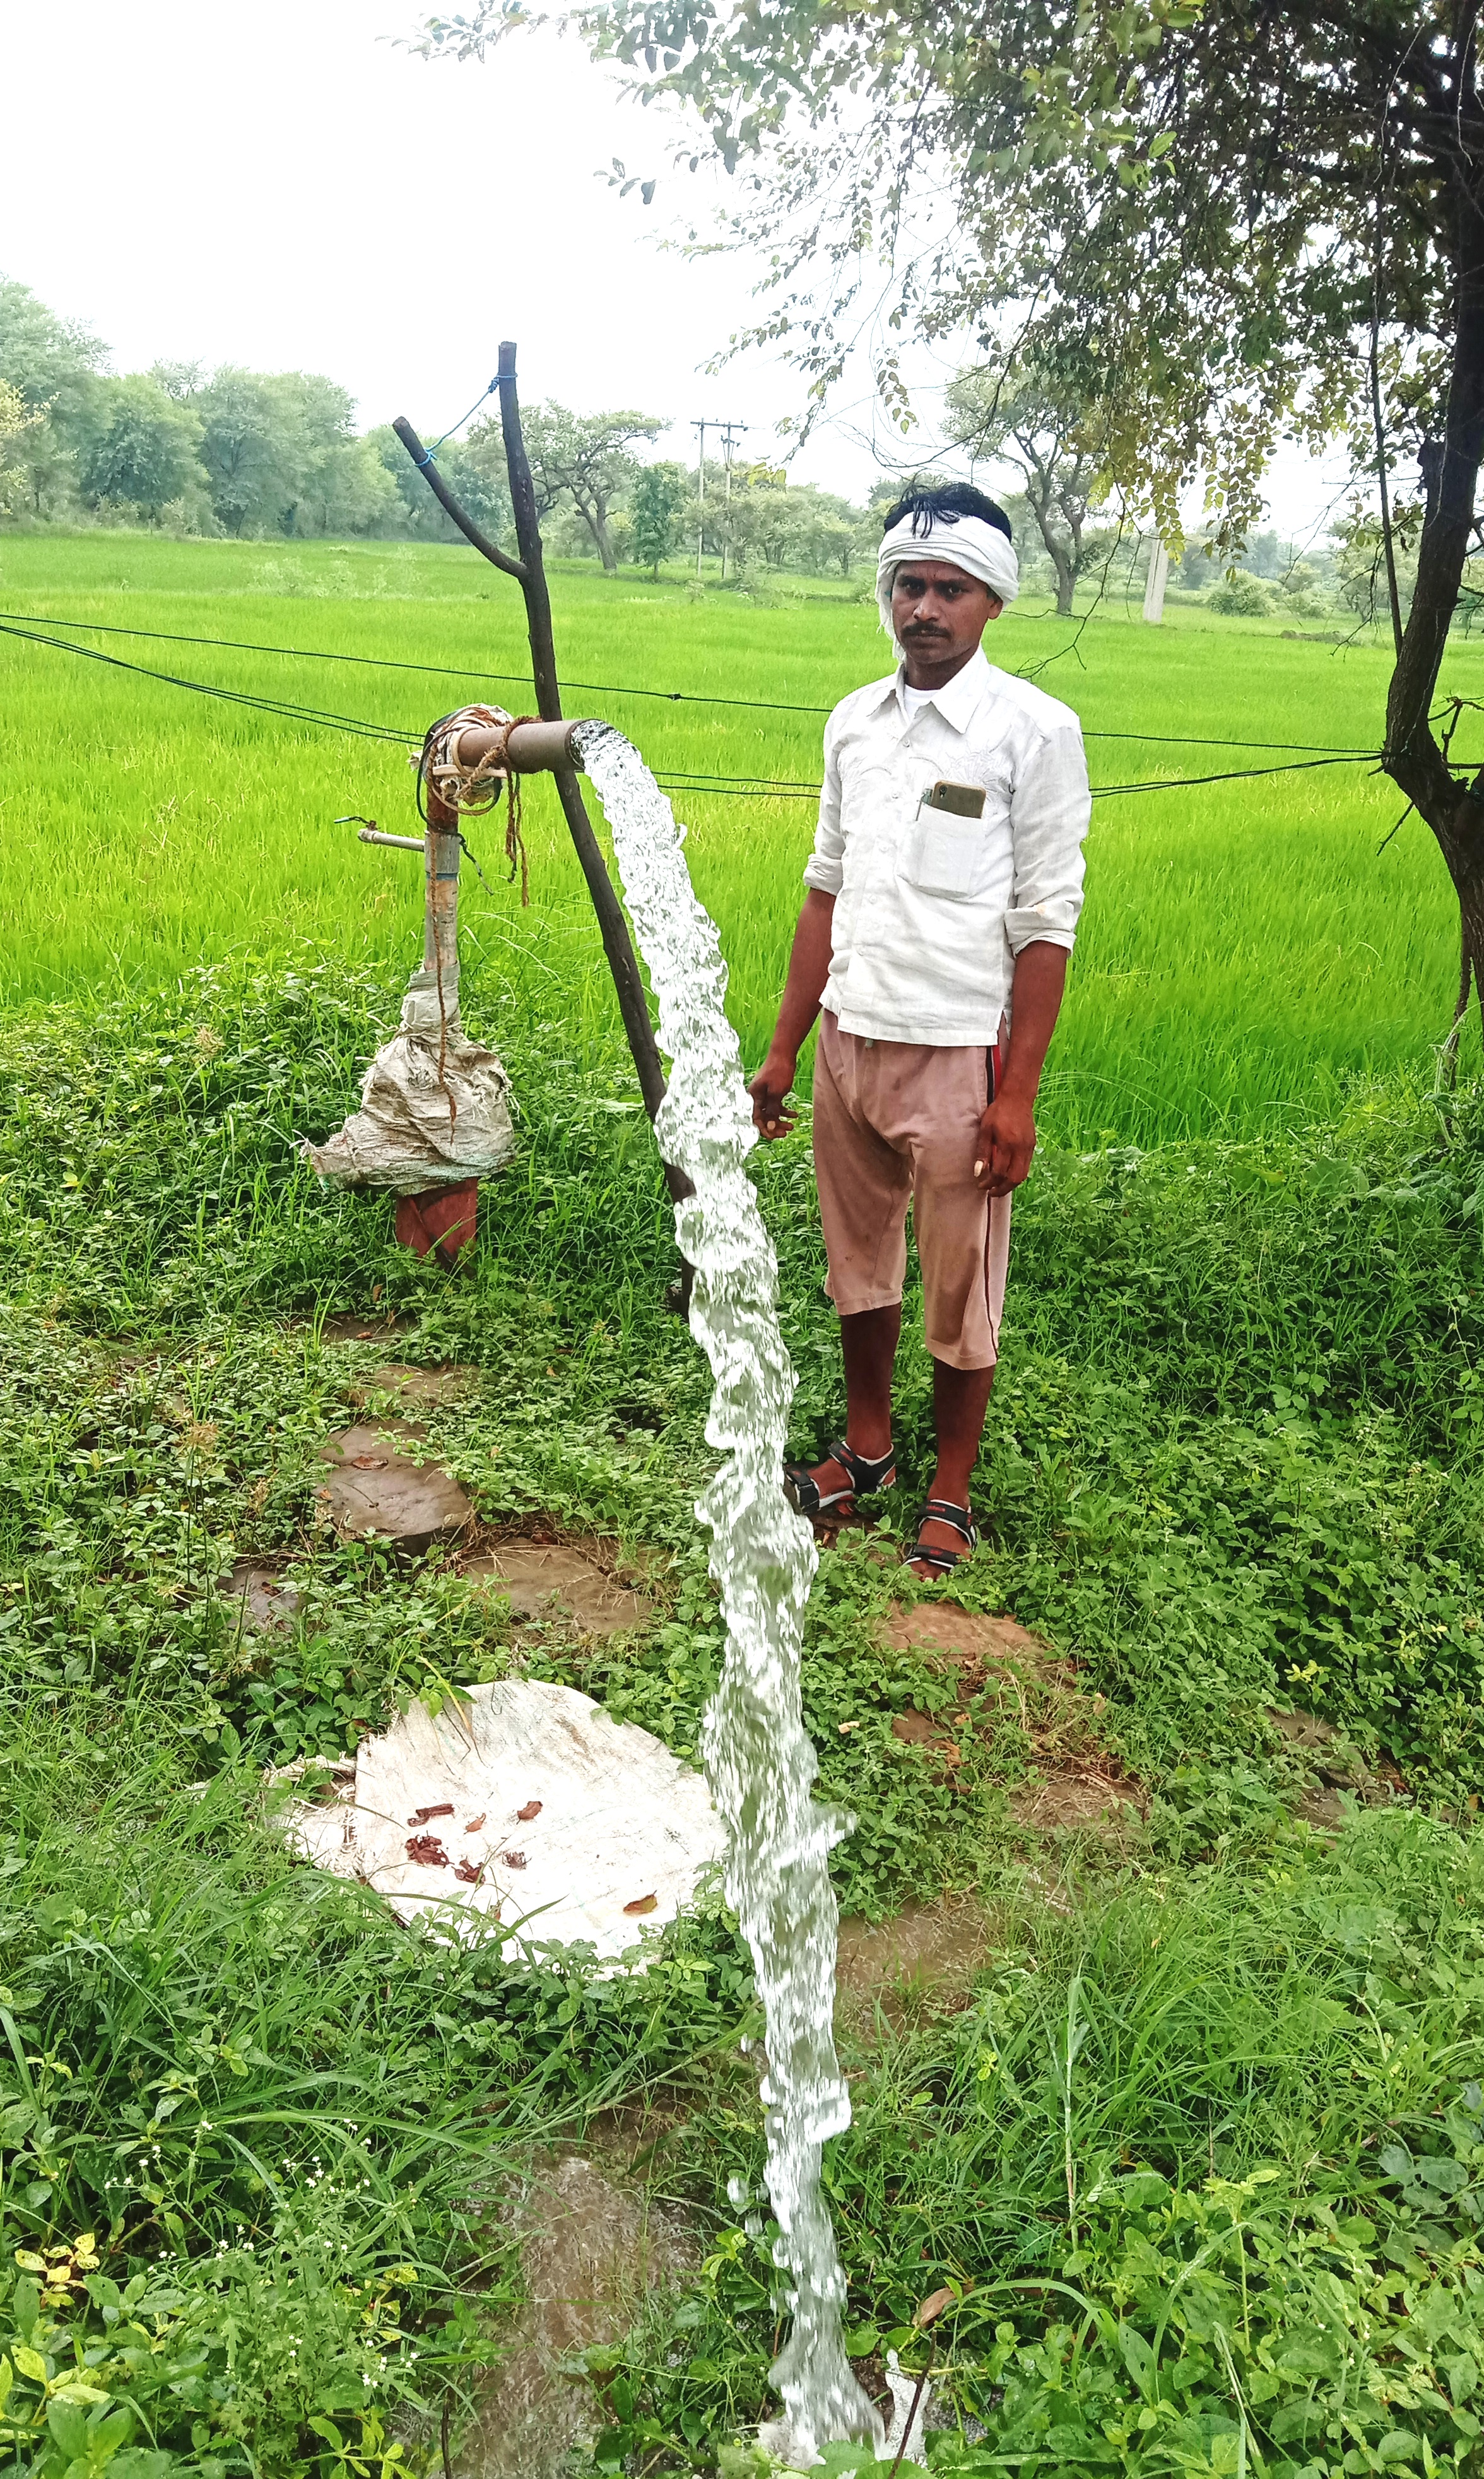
[317,1421,473,1553]
[359,1363,480,1411]
[836,1891,992,2031]
[880,1599,1144,1837]
[317,1311,406,1345]
[458,2153,695,2479]
[465,1541,651,1637]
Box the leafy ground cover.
[0,531,1476,1140]
[3,949,1484,2476]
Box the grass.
[5,530,1484,2478]
[0,530,1477,1144]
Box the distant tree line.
[0,275,1381,621]
[0,277,880,584]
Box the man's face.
[890,557,1001,682]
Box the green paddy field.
[6,532,1484,2479]
[0,531,1466,1142]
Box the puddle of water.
[459,2153,695,2479]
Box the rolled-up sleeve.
[803,711,845,895]
[1003,722,1090,955]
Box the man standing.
[749,483,1090,1578]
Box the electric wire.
[0,608,1377,756]
[0,614,1395,802]
[0,617,419,747]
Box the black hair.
[880,481,1013,543]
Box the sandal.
[907,1498,979,1577]
[784,1438,897,1519]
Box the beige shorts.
[811,1010,1011,1371]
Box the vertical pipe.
[423,787,461,997]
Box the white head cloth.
[876,509,1019,644]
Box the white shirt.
[803,649,1090,1046]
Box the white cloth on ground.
[803,648,1090,1048]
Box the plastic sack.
[303,964,515,1194]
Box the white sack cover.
[303,967,515,1193]
[285,1679,726,1962]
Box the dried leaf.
[408,1803,456,1825]
[454,1858,482,1884]
[515,1798,543,1821]
[623,1893,659,1915]
[915,2283,967,2328]
[502,1850,527,1870]
[405,1834,450,1867]
[465,1813,486,1833]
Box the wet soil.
[457,2153,695,2479]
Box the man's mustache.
[901,618,949,634]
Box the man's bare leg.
[794,1303,901,1502]
[908,1358,995,1575]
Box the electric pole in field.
[692,417,749,583]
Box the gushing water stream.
[575,721,882,2461]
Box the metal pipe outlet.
[452,717,590,776]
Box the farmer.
[749,482,1090,1578]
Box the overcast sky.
[3,0,1336,533]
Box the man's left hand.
[974,1093,1037,1197]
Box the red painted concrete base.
[394,1179,478,1267]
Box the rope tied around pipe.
[415,704,537,906]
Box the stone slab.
[465,1543,649,1636]
[285,1677,724,1957]
[317,1421,472,1552]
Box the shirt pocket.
[900,800,986,899]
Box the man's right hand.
[749,1049,799,1139]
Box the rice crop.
[0,530,1473,1143]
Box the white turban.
[876,509,1019,643]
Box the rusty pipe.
[452,718,589,775]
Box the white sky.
[1,0,1336,535]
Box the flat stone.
[285,1677,724,1957]
[465,1542,649,1636]
[223,1559,301,1636]
[317,1421,473,1552]
[365,1363,479,1410]
[457,2154,695,2479]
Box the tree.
[631,459,688,576]
[505,403,666,572]
[0,276,110,516]
[946,360,1107,615]
[420,1,1484,1052]
[0,379,40,519]
[196,369,305,536]
[78,376,208,521]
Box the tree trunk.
[1382,170,1484,1056]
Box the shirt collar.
[888,645,992,732]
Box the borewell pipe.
[394,350,695,1294]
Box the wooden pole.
[393,348,694,1282]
